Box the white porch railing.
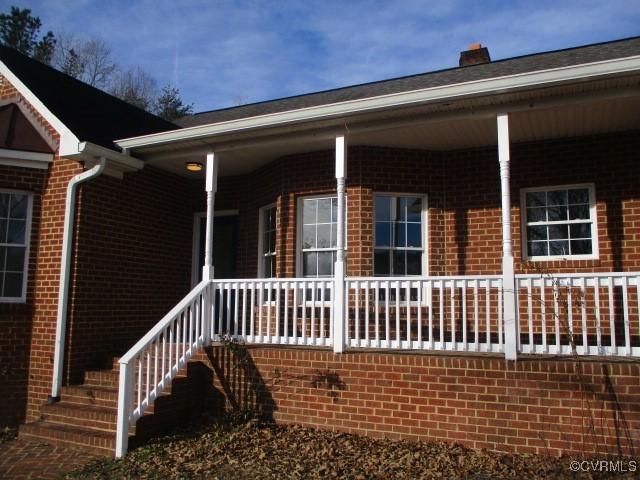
[345,276,504,352]
[515,272,640,356]
[115,271,640,457]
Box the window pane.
[568,189,589,204]
[375,196,390,221]
[571,239,592,255]
[303,252,317,276]
[394,222,406,248]
[547,190,567,206]
[407,223,421,248]
[317,252,333,276]
[526,191,546,207]
[548,224,568,240]
[374,250,390,275]
[529,241,548,257]
[0,218,7,243]
[269,230,276,253]
[527,207,546,223]
[263,255,274,278]
[303,199,316,224]
[406,251,421,275]
[317,224,331,248]
[302,225,315,249]
[3,272,22,298]
[0,246,5,270]
[406,197,422,222]
[547,206,567,221]
[7,219,25,244]
[6,247,25,271]
[0,194,9,218]
[392,251,406,275]
[10,194,27,219]
[331,225,337,247]
[331,198,338,223]
[569,205,589,220]
[317,198,332,223]
[549,240,569,256]
[570,223,591,239]
[527,226,547,241]
[375,222,391,247]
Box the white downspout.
[50,157,107,401]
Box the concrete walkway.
[0,438,98,479]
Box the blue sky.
[5,0,640,113]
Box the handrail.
[119,279,210,365]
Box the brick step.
[61,385,118,408]
[40,402,117,433]
[83,369,119,388]
[19,422,117,456]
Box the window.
[299,196,338,277]
[521,184,597,260]
[258,204,276,277]
[374,195,425,276]
[1,190,32,301]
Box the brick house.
[2,37,640,458]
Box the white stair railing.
[115,279,212,458]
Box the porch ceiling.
[141,75,640,178]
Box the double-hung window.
[521,184,597,260]
[299,196,338,277]
[374,195,425,276]
[1,190,32,302]
[258,204,276,278]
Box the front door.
[194,214,238,283]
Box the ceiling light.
[185,162,203,172]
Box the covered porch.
[113,70,640,456]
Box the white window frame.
[373,192,429,277]
[0,189,33,303]
[296,194,346,278]
[520,183,599,261]
[257,203,277,278]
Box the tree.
[0,6,56,64]
[110,66,158,111]
[53,32,117,89]
[154,84,193,121]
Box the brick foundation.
[196,346,640,457]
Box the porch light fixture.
[184,162,203,172]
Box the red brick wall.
[206,130,640,280]
[197,346,640,457]
[64,166,194,384]
[0,165,47,426]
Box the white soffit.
[0,148,53,169]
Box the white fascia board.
[0,60,80,157]
[65,141,144,179]
[0,148,53,169]
[116,55,640,150]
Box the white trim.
[0,148,53,170]
[296,194,345,278]
[257,203,277,278]
[373,192,429,277]
[190,210,240,287]
[116,55,640,150]
[520,183,599,261]
[0,61,80,156]
[0,189,33,303]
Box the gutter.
[49,142,144,401]
[116,55,640,150]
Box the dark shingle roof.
[177,36,640,128]
[0,45,178,150]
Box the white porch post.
[333,135,347,353]
[497,114,518,360]
[203,152,218,281]
[202,152,217,347]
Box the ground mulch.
[62,417,637,479]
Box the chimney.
[459,43,491,67]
